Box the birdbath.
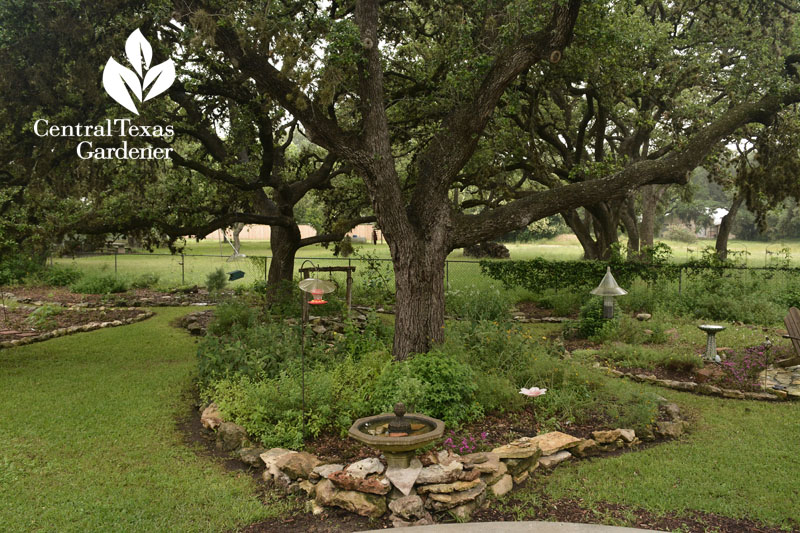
[348,402,445,468]
[698,324,725,362]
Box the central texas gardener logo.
[103,29,175,115]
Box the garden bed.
[1,285,221,307]
[0,302,153,347]
[199,397,688,527]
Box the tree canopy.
[2,0,800,358]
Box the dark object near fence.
[780,307,800,367]
[227,270,245,281]
[464,242,510,259]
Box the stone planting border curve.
[601,366,792,401]
[0,308,155,350]
[199,401,689,526]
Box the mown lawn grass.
[505,384,800,530]
[0,307,286,533]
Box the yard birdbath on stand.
[348,402,445,468]
[698,324,725,362]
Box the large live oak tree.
[181,0,800,358]
[4,0,800,359]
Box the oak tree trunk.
[232,222,244,255]
[620,198,640,259]
[715,194,744,261]
[390,238,448,359]
[562,210,603,259]
[639,185,668,251]
[267,224,301,295]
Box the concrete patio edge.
[359,522,665,533]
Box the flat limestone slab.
[529,432,582,456]
[492,431,581,459]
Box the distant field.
[52,236,800,289]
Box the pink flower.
[520,387,547,397]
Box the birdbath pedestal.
[698,325,725,362]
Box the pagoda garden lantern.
[590,267,628,319]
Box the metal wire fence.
[54,251,800,303]
[55,252,492,292]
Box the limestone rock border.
[200,401,689,525]
[602,366,790,401]
[0,309,155,350]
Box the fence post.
[264,256,268,282]
[678,267,682,295]
[114,247,118,275]
[181,253,185,285]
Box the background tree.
[0,1,373,292]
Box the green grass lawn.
[522,386,800,530]
[0,308,288,533]
[3,302,800,531]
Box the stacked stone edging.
[602,366,790,401]
[0,308,154,350]
[200,400,689,525]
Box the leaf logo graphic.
[102,29,175,115]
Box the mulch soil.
[516,300,578,320]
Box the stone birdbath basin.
[698,324,725,362]
[348,402,445,468]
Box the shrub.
[198,321,306,383]
[674,271,783,324]
[202,348,393,449]
[372,351,482,425]
[577,298,611,339]
[337,236,354,257]
[206,301,258,337]
[0,254,42,285]
[70,274,129,294]
[718,342,789,391]
[481,254,679,294]
[206,267,228,292]
[661,225,697,243]
[463,242,510,259]
[446,285,511,322]
[33,265,82,286]
[130,273,160,289]
[25,303,62,329]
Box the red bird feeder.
[299,277,337,305]
[309,287,326,305]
